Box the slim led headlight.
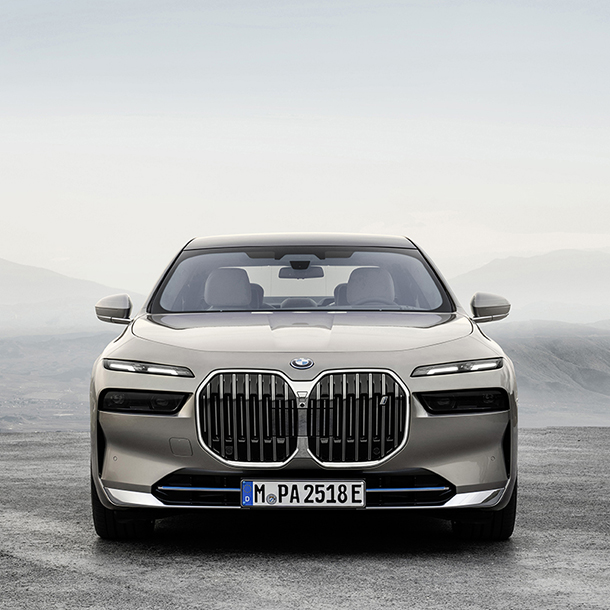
[411,357,503,377]
[103,359,194,378]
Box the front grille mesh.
[308,372,407,463]
[199,372,298,462]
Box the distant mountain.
[449,249,610,324]
[485,320,610,426]
[0,258,145,336]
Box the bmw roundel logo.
[290,357,314,370]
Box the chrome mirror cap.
[470,292,511,323]
[95,294,133,325]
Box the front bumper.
[92,353,518,514]
[102,481,509,510]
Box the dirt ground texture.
[1,428,609,610]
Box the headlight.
[416,389,509,414]
[411,357,503,377]
[99,390,190,414]
[103,359,194,378]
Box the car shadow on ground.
[94,510,514,557]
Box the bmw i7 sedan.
[91,233,517,541]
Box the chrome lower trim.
[105,485,504,510]
[105,487,165,507]
[157,486,241,492]
[442,488,504,508]
[366,486,450,493]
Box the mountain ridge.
[449,249,610,324]
[0,256,144,336]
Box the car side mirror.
[470,292,511,323]
[95,294,133,325]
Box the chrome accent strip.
[442,488,504,508]
[157,486,240,492]
[105,487,165,507]
[194,368,410,469]
[366,486,450,493]
[104,485,505,509]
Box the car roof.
[185,233,417,250]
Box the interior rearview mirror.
[470,292,511,323]
[95,294,133,325]
[279,266,324,279]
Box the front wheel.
[452,482,517,542]
[91,477,155,540]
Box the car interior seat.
[204,268,252,309]
[346,267,395,306]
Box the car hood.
[131,311,473,353]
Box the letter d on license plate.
[241,480,365,508]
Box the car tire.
[452,481,517,542]
[91,477,155,540]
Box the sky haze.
[1,0,609,293]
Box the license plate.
[241,480,366,508]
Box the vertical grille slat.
[245,374,252,462]
[308,371,407,463]
[394,379,400,447]
[315,382,321,459]
[271,378,277,462]
[218,375,225,458]
[199,372,297,463]
[328,374,334,463]
[231,373,238,459]
[257,374,265,461]
[341,374,347,462]
[354,373,360,462]
[380,374,387,458]
[367,373,373,461]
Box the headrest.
[204,268,252,308]
[250,283,264,308]
[346,267,395,305]
[334,283,348,305]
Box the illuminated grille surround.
[195,369,410,468]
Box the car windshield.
[150,247,453,313]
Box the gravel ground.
[1,428,609,609]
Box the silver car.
[91,233,517,541]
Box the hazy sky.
[1,0,609,294]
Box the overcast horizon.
[1,0,609,293]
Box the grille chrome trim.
[195,368,410,468]
[197,370,299,467]
[306,369,410,469]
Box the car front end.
[91,233,517,541]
